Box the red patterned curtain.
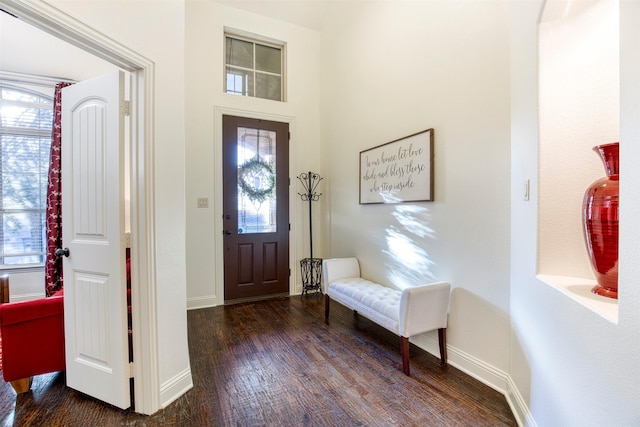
[45,82,72,297]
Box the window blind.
[0,85,53,265]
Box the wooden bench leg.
[324,294,330,319]
[438,328,447,364]
[401,336,410,376]
[10,377,33,394]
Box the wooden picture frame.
[359,129,434,204]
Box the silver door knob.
[54,247,70,258]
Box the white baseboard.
[187,295,218,310]
[160,367,193,409]
[186,286,307,309]
[412,334,533,427]
[506,375,537,427]
[10,291,45,303]
[412,334,508,392]
[292,283,304,295]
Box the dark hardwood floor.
[1,295,517,426]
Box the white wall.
[184,1,324,309]
[510,0,640,425]
[320,0,512,387]
[45,0,192,409]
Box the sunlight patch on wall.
[391,204,434,238]
[383,203,436,289]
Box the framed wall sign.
[359,129,434,204]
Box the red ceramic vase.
[582,142,619,299]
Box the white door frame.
[0,0,159,414]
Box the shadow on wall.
[449,286,510,336]
[447,287,511,379]
[383,201,437,289]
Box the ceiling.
[214,0,331,31]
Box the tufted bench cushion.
[328,278,402,334]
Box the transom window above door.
[225,31,285,102]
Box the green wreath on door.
[238,156,276,204]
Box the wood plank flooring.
[0,295,517,426]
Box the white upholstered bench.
[322,257,451,375]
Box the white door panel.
[61,70,130,409]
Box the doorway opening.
[0,0,160,414]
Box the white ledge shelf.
[537,274,618,324]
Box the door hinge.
[288,131,291,141]
[289,268,291,277]
[129,362,135,378]
[288,223,291,231]
[122,100,131,117]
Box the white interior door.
[61,70,130,409]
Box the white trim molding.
[506,375,537,427]
[159,367,194,410]
[0,70,75,86]
[187,295,218,310]
[412,333,508,393]
[9,291,45,303]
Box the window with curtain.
[225,32,285,102]
[0,84,53,266]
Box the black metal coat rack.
[297,171,323,295]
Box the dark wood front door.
[223,115,290,302]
